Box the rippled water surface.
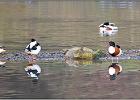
[0,0,140,99]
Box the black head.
[0,46,5,49]
[111,63,118,67]
[27,69,38,75]
[100,24,105,27]
[109,41,115,47]
[108,63,117,69]
[0,65,6,67]
[35,43,40,46]
[116,45,120,48]
[31,39,36,42]
[110,74,116,80]
[103,22,109,25]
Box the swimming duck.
[108,41,122,63]
[25,39,41,59]
[108,63,122,80]
[99,22,118,36]
[0,46,6,53]
[25,63,41,80]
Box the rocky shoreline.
[0,49,140,61]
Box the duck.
[25,63,41,80]
[0,61,6,67]
[0,46,6,53]
[108,41,122,63]
[25,39,41,60]
[108,63,122,80]
[99,22,118,36]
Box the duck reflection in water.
[0,46,6,54]
[0,61,6,67]
[108,63,122,80]
[25,62,41,81]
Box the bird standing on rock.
[108,41,122,63]
[25,39,41,60]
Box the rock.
[63,47,104,60]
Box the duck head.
[31,38,36,42]
[103,22,110,26]
[109,41,115,47]
[0,46,6,53]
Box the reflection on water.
[25,62,41,81]
[98,1,135,8]
[0,60,6,67]
[65,59,96,67]
[0,60,139,98]
[108,63,122,80]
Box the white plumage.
[30,46,41,55]
[108,46,115,54]
[0,46,6,53]
[25,64,41,78]
[26,41,37,50]
[99,22,118,36]
[108,63,122,76]
[109,67,115,75]
[0,61,6,65]
[118,64,122,72]
[25,39,41,55]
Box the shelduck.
[108,41,122,62]
[99,22,118,36]
[25,39,41,60]
[25,63,41,80]
[108,63,122,80]
[0,61,6,67]
[0,46,6,53]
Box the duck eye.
[110,24,114,26]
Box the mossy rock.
[64,47,105,60]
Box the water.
[0,0,140,99]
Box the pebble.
[0,49,140,61]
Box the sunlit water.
[0,0,140,99]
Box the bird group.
[0,21,123,80]
[102,22,122,80]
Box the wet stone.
[0,50,140,61]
